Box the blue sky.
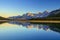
[0,0,60,17]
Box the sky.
[0,0,60,17]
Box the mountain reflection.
[8,21,49,31]
[0,21,60,33]
[8,21,60,33]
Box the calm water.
[0,21,60,40]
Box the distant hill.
[0,16,9,20]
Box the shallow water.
[0,21,60,40]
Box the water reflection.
[8,21,60,33]
[8,21,49,30]
[0,21,60,40]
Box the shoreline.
[0,20,60,23]
[29,20,60,23]
[11,20,60,23]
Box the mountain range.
[9,10,50,19]
[9,9,60,20]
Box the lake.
[0,21,60,40]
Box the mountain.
[29,9,60,20]
[8,9,60,20]
[34,12,42,18]
[29,11,49,19]
[22,13,34,19]
[42,10,49,17]
[48,9,60,17]
[32,11,49,18]
[9,13,34,20]
[8,11,49,20]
